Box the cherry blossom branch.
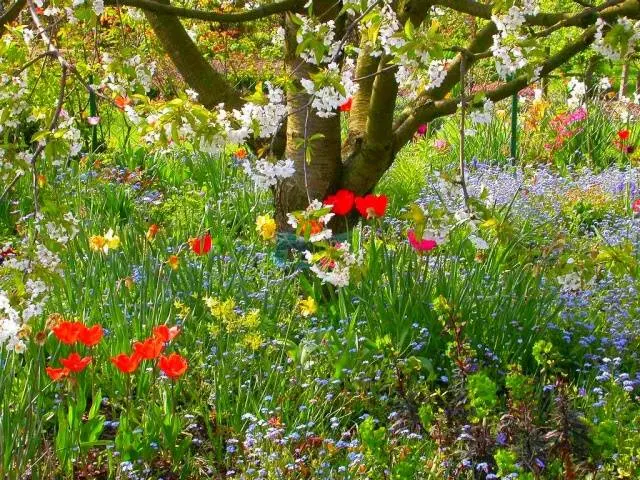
[392,25,599,151]
[104,0,302,22]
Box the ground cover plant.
[2,0,640,478]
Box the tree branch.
[392,25,598,151]
[104,0,302,22]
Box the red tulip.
[339,98,353,112]
[324,189,355,216]
[355,194,388,219]
[51,321,85,345]
[158,353,188,379]
[618,129,630,141]
[111,353,141,374]
[60,352,92,373]
[78,324,103,347]
[417,124,428,136]
[633,199,640,214]
[153,325,180,343]
[189,233,212,255]
[46,366,70,381]
[133,337,164,360]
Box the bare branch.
[104,0,302,22]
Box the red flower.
[133,337,164,360]
[114,95,132,110]
[188,233,212,255]
[324,189,355,216]
[78,324,103,347]
[633,199,640,214]
[111,353,141,374]
[618,129,630,141]
[60,352,92,373]
[339,98,353,112]
[153,325,180,343]
[51,321,85,345]
[146,224,160,241]
[417,124,428,136]
[355,194,388,219]
[407,230,437,253]
[158,353,188,379]
[46,366,70,381]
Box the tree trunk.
[584,55,598,98]
[274,0,343,229]
[619,60,629,100]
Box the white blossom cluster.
[242,158,295,190]
[594,18,621,60]
[304,243,358,288]
[489,2,538,80]
[470,98,495,125]
[594,17,640,61]
[0,290,23,353]
[491,6,526,38]
[371,4,405,57]
[230,84,287,139]
[300,62,358,118]
[0,71,31,136]
[125,55,156,93]
[567,77,586,109]
[295,16,341,65]
[71,0,104,16]
[425,60,447,91]
[490,35,527,80]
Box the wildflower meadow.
[2,0,640,478]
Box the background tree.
[1,0,640,226]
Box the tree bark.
[274,0,344,228]
[144,0,243,109]
[619,59,629,100]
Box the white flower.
[468,234,489,250]
[470,99,494,125]
[93,0,104,15]
[243,158,295,190]
[426,60,447,90]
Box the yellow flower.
[104,229,121,250]
[173,299,191,319]
[205,297,236,321]
[241,309,261,329]
[242,332,263,351]
[255,214,277,241]
[89,235,106,252]
[167,254,180,271]
[298,296,317,317]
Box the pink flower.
[87,116,101,126]
[407,230,437,253]
[632,199,640,214]
[417,124,428,136]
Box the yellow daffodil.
[256,214,277,241]
[104,229,120,250]
[89,235,106,252]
